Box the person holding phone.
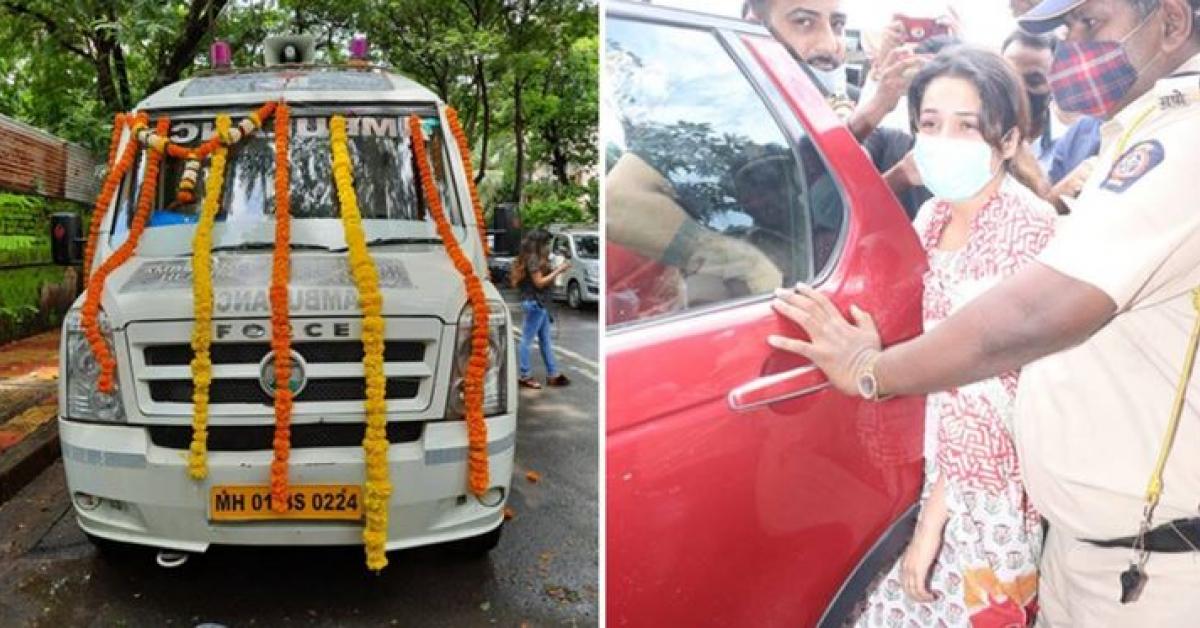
[748,0,934,217]
[511,229,572,389]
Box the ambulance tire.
[452,523,503,558]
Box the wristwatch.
[855,350,884,401]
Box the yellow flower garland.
[330,115,391,571]
[187,115,232,480]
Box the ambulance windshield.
[109,115,465,253]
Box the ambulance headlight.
[447,301,507,419]
[63,310,125,422]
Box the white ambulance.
[50,37,515,565]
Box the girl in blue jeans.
[511,229,571,389]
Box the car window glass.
[110,116,464,249]
[604,19,844,328]
[574,234,599,260]
[554,236,571,256]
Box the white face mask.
[809,64,848,96]
[913,135,1000,202]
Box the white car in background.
[547,226,599,309]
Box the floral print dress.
[855,176,1056,628]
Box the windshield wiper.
[330,237,443,252]
[199,242,335,255]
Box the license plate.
[209,484,363,521]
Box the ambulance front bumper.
[58,414,515,553]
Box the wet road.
[0,294,599,627]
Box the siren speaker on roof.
[264,34,316,66]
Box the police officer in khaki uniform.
[767,0,1200,625]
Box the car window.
[573,234,599,260]
[553,235,571,257]
[604,18,844,328]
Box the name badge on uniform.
[1100,140,1164,194]
[1156,73,1199,111]
[1158,87,1190,110]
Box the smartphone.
[895,15,949,44]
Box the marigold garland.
[106,113,127,171]
[444,107,489,255]
[83,112,146,280]
[82,115,169,395]
[268,103,294,512]
[187,115,232,480]
[330,115,391,571]
[409,115,491,496]
[132,102,277,206]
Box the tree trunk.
[511,74,525,204]
[145,0,230,96]
[104,4,131,111]
[91,52,122,113]
[552,144,569,186]
[474,57,490,185]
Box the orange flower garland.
[268,102,294,512]
[130,101,278,163]
[82,103,279,362]
[106,113,127,171]
[444,107,489,255]
[132,102,278,206]
[83,112,146,280]
[409,115,491,496]
[330,115,391,571]
[82,116,170,394]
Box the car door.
[604,7,928,627]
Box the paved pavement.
[0,331,59,452]
[0,297,599,627]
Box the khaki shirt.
[1014,52,1200,540]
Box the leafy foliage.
[0,235,50,266]
[520,180,594,228]
[0,191,87,265]
[0,265,69,344]
[0,0,598,208]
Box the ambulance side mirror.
[50,213,84,266]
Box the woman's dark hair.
[915,34,962,55]
[510,228,552,288]
[907,45,1049,196]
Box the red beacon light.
[348,35,369,65]
[210,40,232,70]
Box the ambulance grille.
[147,377,420,404]
[147,421,424,451]
[143,341,424,366]
[124,317,444,417]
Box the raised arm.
[530,263,568,290]
[766,262,1116,397]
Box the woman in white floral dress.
[855,47,1057,627]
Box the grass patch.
[0,266,68,343]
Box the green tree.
[526,27,597,186]
[0,0,598,217]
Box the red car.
[604,3,928,626]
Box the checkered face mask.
[1048,13,1157,117]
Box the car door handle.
[727,365,830,412]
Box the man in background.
[748,0,931,216]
